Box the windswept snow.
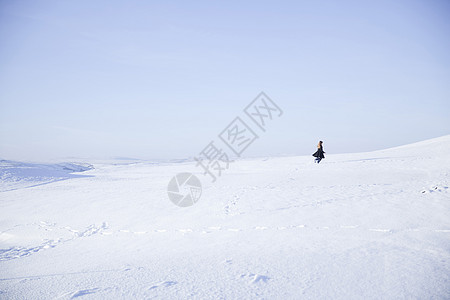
[0,136,449,299]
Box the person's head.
[319,141,323,144]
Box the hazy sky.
[1,0,449,161]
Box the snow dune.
[0,136,449,299]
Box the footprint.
[70,288,100,298]
[78,222,109,237]
[149,281,177,290]
[421,185,449,193]
[240,273,270,284]
[252,274,270,284]
[0,222,109,261]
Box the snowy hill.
[0,160,93,192]
[0,136,449,299]
[378,134,450,156]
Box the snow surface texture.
[0,136,449,299]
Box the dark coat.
[312,145,325,159]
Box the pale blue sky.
[0,0,449,161]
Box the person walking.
[312,141,325,163]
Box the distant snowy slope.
[0,160,93,192]
[377,134,450,156]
